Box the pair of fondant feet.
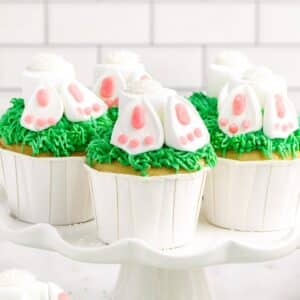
[21,80,107,131]
[218,84,298,138]
[111,94,210,155]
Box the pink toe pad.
[100,76,115,98]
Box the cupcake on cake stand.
[0,193,299,300]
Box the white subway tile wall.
[0,0,300,110]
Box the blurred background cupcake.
[85,78,216,249]
[93,50,150,108]
[0,54,108,225]
[190,51,300,231]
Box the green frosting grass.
[189,92,300,159]
[0,98,111,157]
[86,107,217,176]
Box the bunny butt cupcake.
[85,78,216,248]
[190,51,300,231]
[93,50,151,108]
[0,53,108,225]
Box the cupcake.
[85,78,216,249]
[0,54,108,225]
[93,50,150,108]
[190,51,300,231]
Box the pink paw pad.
[275,94,285,119]
[24,115,33,124]
[232,94,246,116]
[100,77,115,98]
[77,107,83,115]
[92,103,101,112]
[242,120,250,130]
[36,118,47,128]
[275,123,280,130]
[58,292,71,300]
[175,103,190,125]
[36,89,50,107]
[84,107,92,115]
[48,117,56,125]
[180,136,187,145]
[229,123,239,134]
[143,136,154,146]
[68,83,84,103]
[219,118,228,127]
[129,139,139,149]
[194,128,202,137]
[118,134,128,145]
[187,132,194,141]
[131,105,145,129]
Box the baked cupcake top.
[93,50,151,108]
[190,51,300,160]
[0,54,109,157]
[86,78,217,176]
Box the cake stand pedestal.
[0,192,299,300]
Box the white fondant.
[164,95,210,152]
[243,66,288,106]
[110,97,164,155]
[207,51,252,98]
[60,80,107,122]
[21,85,64,132]
[26,53,75,80]
[93,68,126,107]
[22,54,75,106]
[218,82,263,136]
[263,92,298,139]
[0,270,68,300]
[126,78,162,95]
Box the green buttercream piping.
[189,92,300,159]
[0,98,111,157]
[86,107,217,176]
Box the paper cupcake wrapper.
[204,158,300,231]
[0,149,93,225]
[85,165,208,249]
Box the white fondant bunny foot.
[21,86,64,131]
[164,95,210,152]
[61,80,107,122]
[111,98,164,155]
[218,84,262,136]
[263,93,298,138]
[94,71,125,107]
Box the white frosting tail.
[110,96,164,155]
[94,69,126,108]
[218,83,263,136]
[263,93,298,138]
[21,85,64,131]
[60,80,107,122]
[164,95,210,151]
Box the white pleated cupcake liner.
[204,157,300,231]
[0,149,93,225]
[85,165,208,249]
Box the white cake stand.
[0,190,299,300]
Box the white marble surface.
[0,241,299,300]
